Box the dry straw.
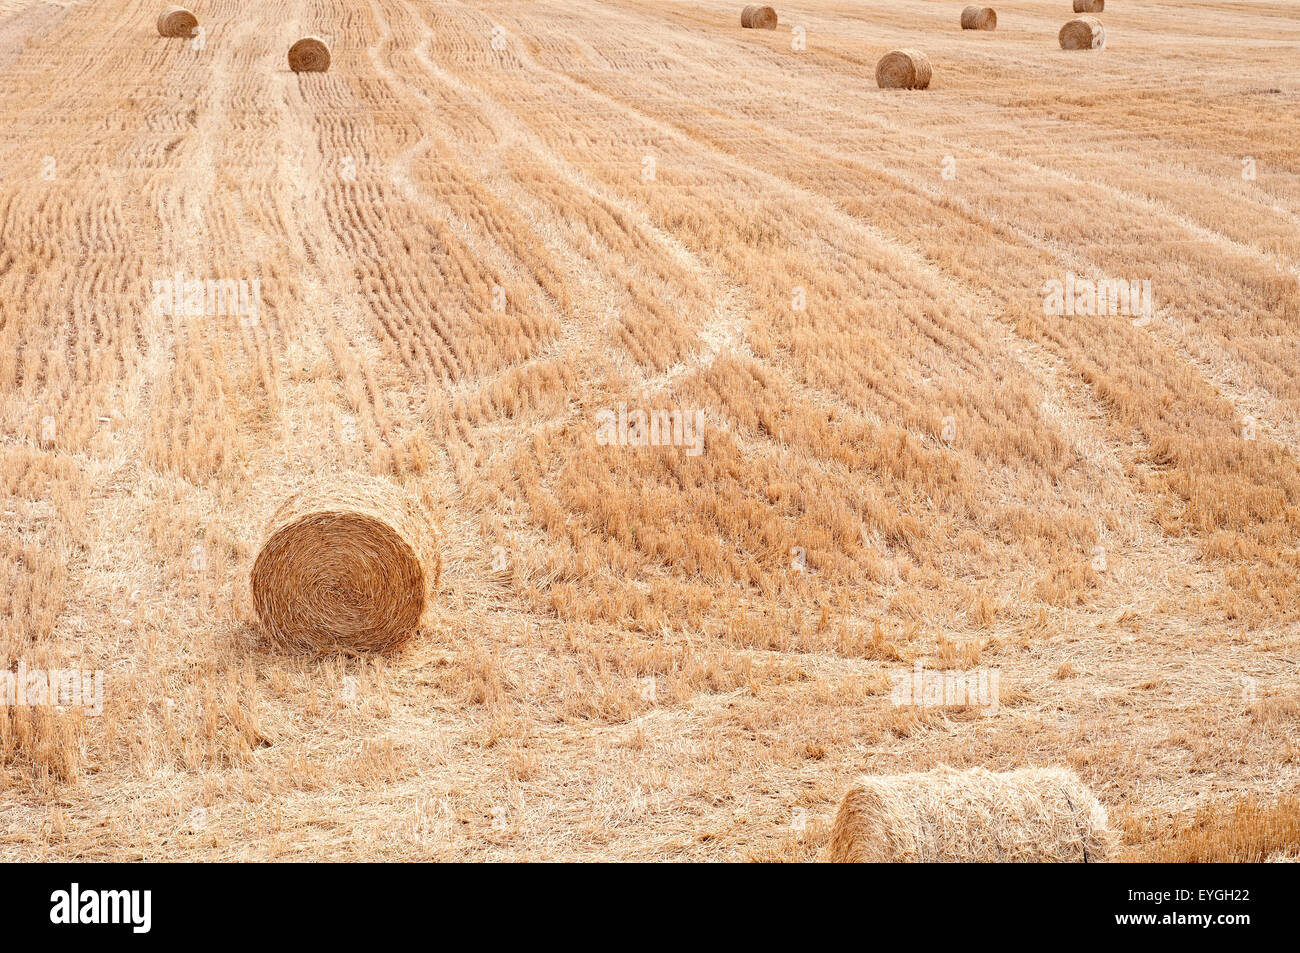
[875,49,932,90]
[250,478,431,653]
[288,36,332,72]
[740,5,778,29]
[1059,16,1106,50]
[825,767,1115,862]
[960,6,997,30]
[1074,0,1104,12]
[156,6,197,38]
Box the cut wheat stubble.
[740,5,778,30]
[825,766,1115,862]
[875,49,932,89]
[288,36,331,73]
[961,7,997,31]
[156,6,197,38]
[1060,16,1106,50]
[250,480,431,654]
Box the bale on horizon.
[250,479,430,653]
[825,767,1115,862]
[156,6,197,38]
[1074,0,1104,12]
[961,6,997,31]
[288,36,332,72]
[1059,16,1106,50]
[741,5,778,29]
[875,49,932,89]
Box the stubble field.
[1,0,1298,860]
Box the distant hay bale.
[960,6,997,30]
[1059,16,1106,50]
[875,49,932,90]
[156,6,197,38]
[251,479,430,653]
[1073,0,1104,12]
[825,767,1115,862]
[740,5,778,29]
[288,36,331,72]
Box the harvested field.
[0,0,1298,862]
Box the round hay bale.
[1059,16,1105,50]
[960,6,997,30]
[156,5,197,38]
[825,767,1115,862]
[875,49,932,90]
[288,36,331,73]
[1073,0,1104,12]
[250,479,430,653]
[740,5,778,29]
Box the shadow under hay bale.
[825,767,1115,862]
[250,479,431,653]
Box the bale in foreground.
[1073,0,1103,12]
[1059,16,1105,50]
[251,480,429,653]
[288,36,331,72]
[156,5,197,38]
[741,5,778,29]
[875,49,932,89]
[825,767,1114,862]
[960,6,997,31]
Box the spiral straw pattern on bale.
[288,36,331,72]
[960,6,997,30]
[251,480,430,653]
[875,49,932,89]
[740,5,778,29]
[825,767,1115,862]
[1059,16,1106,50]
[1073,0,1103,12]
[156,5,197,38]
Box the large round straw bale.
[960,6,997,30]
[875,49,932,89]
[288,36,332,73]
[740,5,778,29]
[825,767,1114,862]
[156,6,197,38]
[250,479,430,653]
[1073,0,1103,12]
[1059,16,1105,50]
